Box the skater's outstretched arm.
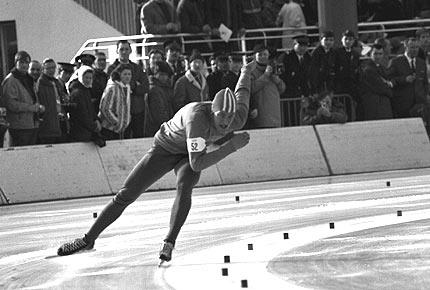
[229,60,256,131]
[186,130,249,172]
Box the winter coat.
[107,60,149,115]
[388,55,429,118]
[98,79,131,134]
[359,59,393,120]
[36,74,63,138]
[279,49,311,98]
[1,72,40,130]
[250,62,286,128]
[177,0,206,33]
[334,46,361,100]
[69,82,98,142]
[310,45,336,94]
[144,77,174,137]
[173,70,209,112]
[141,0,179,34]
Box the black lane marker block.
[241,280,248,288]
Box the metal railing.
[73,18,430,67]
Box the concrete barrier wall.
[316,118,430,174]
[0,143,111,204]
[216,127,329,184]
[1,118,430,205]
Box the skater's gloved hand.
[229,132,250,151]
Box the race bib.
[187,137,206,153]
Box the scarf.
[11,68,37,103]
[77,65,94,88]
[185,70,207,101]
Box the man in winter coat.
[1,51,45,146]
[359,44,394,120]
[250,44,286,128]
[144,61,174,137]
[173,50,209,112]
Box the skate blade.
[158,260,171,268]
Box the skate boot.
[57,236,94,256]
[158,241,174,266]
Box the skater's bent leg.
[86,147,181,242]
[165,159,201,244]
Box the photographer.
[301,91,347,125]
[249,43,286,129]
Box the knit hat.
[212,88,236,114]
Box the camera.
[274,62,284,75]
[269,60,284,75]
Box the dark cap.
[57,62,76,73]
[253,43,268,54]
[14,51,31,64]
[293,34,309,45]
[164,40,181,52]
[189,50,204,63]
[154,60,173,76]
[75,53,96,66]
[321,30,334,39]
[342,30,355,38]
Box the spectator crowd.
[1,0,430,148]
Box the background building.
[0,0,138,79]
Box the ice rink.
[1,168,430,290]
